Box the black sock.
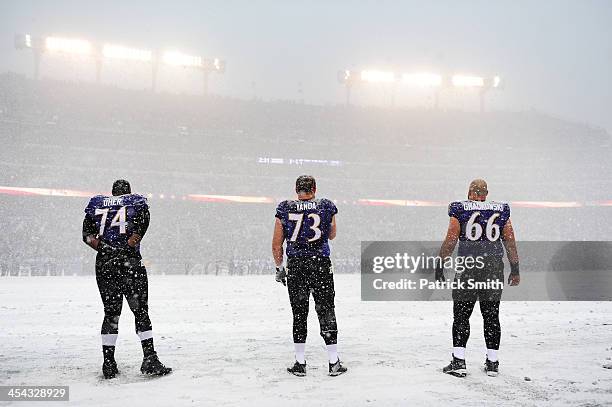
[103,345,116,362]
[141,338,155,357]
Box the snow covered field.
[1,275,611,406]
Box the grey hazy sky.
[1,0,611,132]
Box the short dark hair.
[295,175,316,194]
[112,179,131,196]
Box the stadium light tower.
[203,58,226,95]
[338,69,397,106]
[337,70,357,105]
[161,50,225,95]
[339,68,442,108]
[16,34,96,79]
[14,33,225,95]
[339,66,502,111]
[15,34,44,79]
[451,74,502,113]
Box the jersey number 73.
[288,213,321,242]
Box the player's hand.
[434,266,445,282]
[508,273,520,286]
[127,233,142,248]
[275,266,287,286]
[85,235,101,251]
[98,241,127,257]
[508,263,520,286]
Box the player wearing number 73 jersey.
[436,179,520,378]
[272,175,347,377]
[82,180,171,379]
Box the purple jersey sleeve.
[275,201,288,220]
[325,199,338,216]
[448,201,463,219]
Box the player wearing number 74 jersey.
[272,175,347,376]
[82,180,171,379]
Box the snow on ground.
[1,275,611,406]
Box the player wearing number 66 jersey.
[272,175,347,377]
[82,180,171,379]
[436,179,520,378]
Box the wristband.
[510,262,520,275]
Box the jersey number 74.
[95,207,127,236]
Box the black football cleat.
[140,352,172,376]
[328,359,347,376]
[102,359,119,379]
[443,355,467,377]
[287,361,306,377]
[484,358,499,377]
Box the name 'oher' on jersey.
[448,200,511,258]
[275,198,338,258]
[84,193,148,254]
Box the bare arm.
[328,215,337,240]
[501,219,519,264]
[82,215,100,251]
[128,207,150,248]
[438,217,460,258]
[502,219,520,286]
[272,218,285,267]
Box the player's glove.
[435,264,445,282]
[275,266,287,286]
[508,263,520,286]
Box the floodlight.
[360,70,396,83]
[163,50,202,67]
[401,72,442,87]
[492,75,501,88]
[213,58,223,71]
[452,75,485,87]
[45,36,92,55]
[14,34,34,50]
[102,44,152,62]
[202,58,225,72]
[337,70,353,83]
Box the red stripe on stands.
[405,200,446,207]
[0,186,40,196]
[187,194,274,204]
[0,186,609,208]
[511,201,582,208]
[0,186,97,198]
[357,199,407,207]
[357,199,447,207]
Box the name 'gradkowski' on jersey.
[448,199,511,258]
[275,198,338,258]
